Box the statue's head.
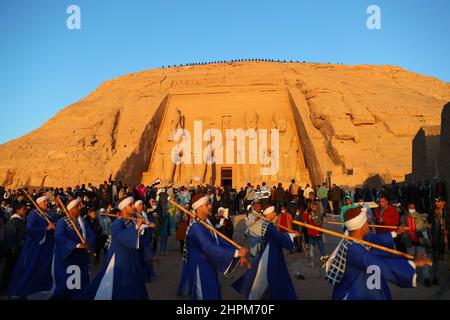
[272,112,287,134]
[244,111,258,130]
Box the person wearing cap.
[232,204,300,300]
[135,200,157,283]
[325,207,431,300]
[52,197,96,299]
[427,196,449,285]
[183,194,250,300]
[74,196,150,300]
[7,195,59,299]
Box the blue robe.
[185,219,238,300]
[176,262,189,296]
[332,232,417,300]
[232,222,297,300]
[137,213,156,282]
[73,219,148,300]
[7,210,59,299]
[52,216,96,299]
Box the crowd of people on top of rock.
[161,58,346,68]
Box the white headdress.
[36,196,49,205]
[118,197,134,211]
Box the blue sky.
[0,0,449,144]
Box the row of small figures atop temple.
[161,59,346,68]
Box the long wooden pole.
[56,196,95,256]
[100,212,153,225]
[291,220,414,260]
[255,213,409,258]
[101,213,138,221]
[25,193,52,225]
[325,221,398,230]
[170,199,242,250]
[254,213,298,234]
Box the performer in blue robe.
[326,206,432,300]
[184,194,250,300]
[73,196,150,300]
[135,200,157,283]
[232,205,299,300]
[7,196,59,299]
[52,198,96,299]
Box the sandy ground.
[1,214,449,300]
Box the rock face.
[438,103,450,195]
[0,61,449,188]
[410,125,441,182]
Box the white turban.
[263,206,275,216]
[135,200,143,209]
[118,197,134,211]
[67,199,80,211]
[192,196,209,211]
[344,207,368,231]
[36,196,49,205]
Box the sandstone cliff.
[1,61,448,188]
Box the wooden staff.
[291,220,414,260]
[254,212,298,234]
[325,221,398,230]
[56,197,95,256]
[101,213,137,221]
[170,199,242,249]
[25,193,52,225]
[100,212,154,225]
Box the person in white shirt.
[245,201,263,258]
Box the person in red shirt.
[374,195,400,233]
[277,205,293,233]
